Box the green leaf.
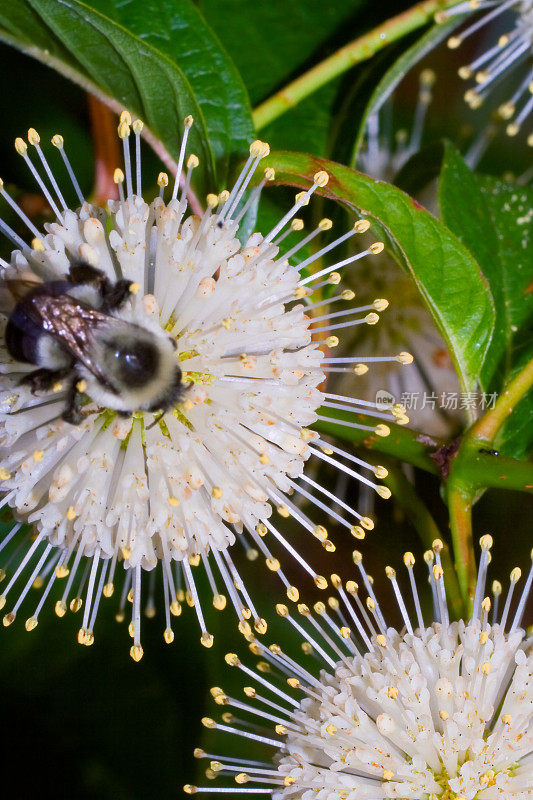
[439,145,533,455]
[263,150,495,394]
[0,0,254,193]
[350,13,467,166]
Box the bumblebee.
[3,263,183,424]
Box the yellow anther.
[376,634,387,648]
[492,580,502,596]
[264,167,275,181]
[480,534,493,550]
[118,121,130,139]
[432,539,443,553]
[3,612,15,626]
[325,723,337,735]
[287,586,299,602]
[448,35,462,49]
[114,168,124,184]
[291,218,304,231]
[369,242,384,254]
[266,557,280,572]
[326,335,339,348]
[404,551,415,568]
[277,504,290,518]
[319,218,333,231]
[15,138,27,155]
[132,119,144,135]
[481,661,491,675]
[366,597,375,611]
[187,154,199,170]
[340,626,351,639]
[201,717,216,728]
[424,550,434,564]
[120,110,132,126]
[314,575,327,589]
[361,517,374,530]
[433,565,444,581]
[373,466,388,480]
[276,603,289,616]
[183,789,196,796]
[32,238,45,252]
[275,724,287,735]
[129,282,141,295]
[439,709,449,720]
[458,66,473,80]
[375,486,391,499]
[25,616,38,631]
[388,686,398,699]
[352,550,363,565]
[328,272,341,284]
[397,352,414,364]
[70,598,82,613]
[51,134,64,149]
[313,601,326,615]
[66,506,77,521]
[225,652,240,666]
[365,312,379,325]
[0,468,10,481]
[341,289,355,301]
[354,219,371,233]
[157,172,169,187]
[211,486,223,499]
[218,189,230,203]
[481,597,491,613]
[287,677,300,689]
[313,524,328,541]
[283,776,296,786]
[346,580,358,594]
[255,522,267,537]
[313,170,329,187]
[382,770,394,781]
[511,567,521,583]
[375,424,390,437]
[28,128,40,146]
[502,714,512,725]
[385,566,396,580]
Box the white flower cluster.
[0,116,410,658]
[439,0,533,141]
[189,536,533,800]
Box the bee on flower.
[187,535,533,800]
[0,113,412,659]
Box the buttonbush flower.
[0,114,411,659]
[438,0,533,141]
[188,535,533,800]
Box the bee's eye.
[109,339,158,385]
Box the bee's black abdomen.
[5,310,41,364]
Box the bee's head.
[84,323,183,415]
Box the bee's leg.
[103,280,133,311]
[20,367,70,394]
[62,381,84,425]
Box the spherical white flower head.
[439,0,533,141]
[0,118,408,658]
[190,537,533,800]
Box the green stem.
[253,0,461,130]
[379,461,464,618]
[469,357,533,444]
[447,479,476,614]
[464,451,533,493]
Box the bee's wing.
[28,293,113,389]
